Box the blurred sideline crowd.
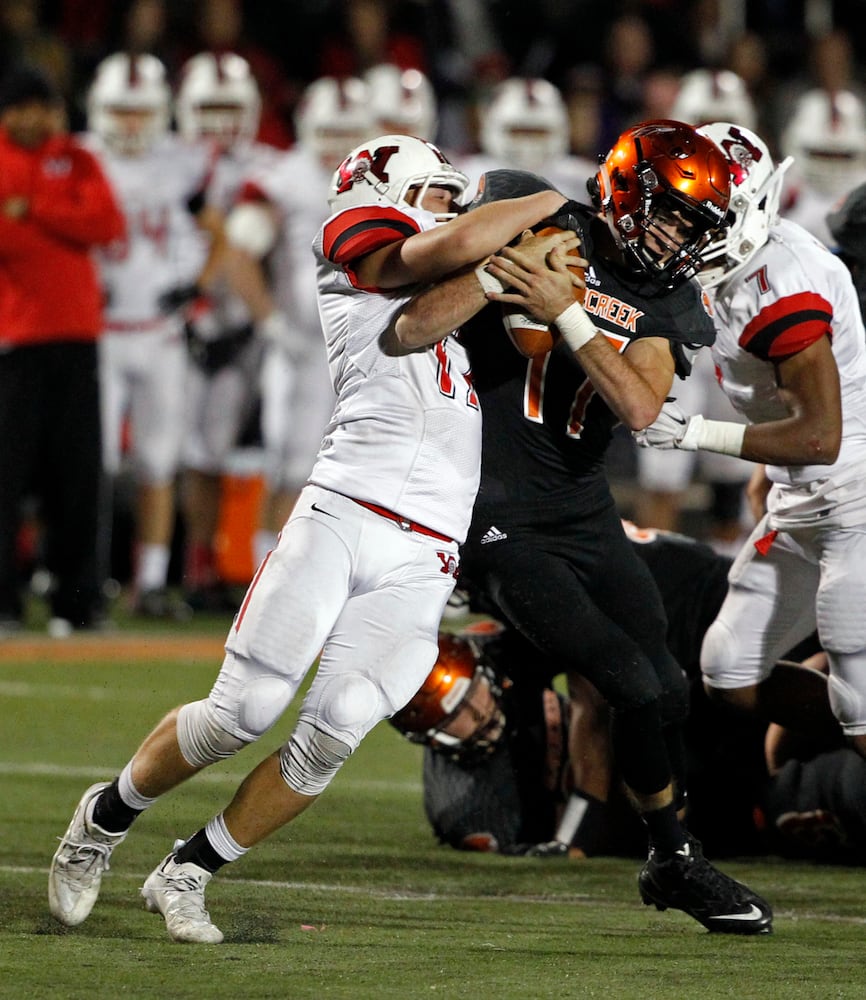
[4,0,866,633]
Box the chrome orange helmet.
[390,633,507,760]
[592,118,731,289]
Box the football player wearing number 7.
[402,120,774,935]
[635,123,866,761]
[48,134,573,943]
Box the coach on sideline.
[0,64,124,637]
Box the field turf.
[1,619,865,999]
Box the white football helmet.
[671,69,757,130]
[479,77,570,170]
[696,121,793,289]
[294,75,375,170]
[86,52,170,155]
[175,51,261,152]
[328,133,469,220]
[364,63,438,140]
[781,88,866,197]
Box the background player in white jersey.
[364,62,439,141]
[632,69,758,552]
[48,133,571,943]
[84,52,218,618]
[636,121,866,758]
[223,75,373,566]
[779,88,866,246]
[172,51,280,612]
[457,76,596,203]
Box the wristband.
[554,301,597,352]
[695,418,746,457]
[475,262,505,295]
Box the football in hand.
[503,225,586,358]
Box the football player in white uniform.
[84,52,219,618]
[458,76,597,203]
[223,75,373,567]
[635,121,866,759]
[48,133,571,942]
[780,88,866,246]
[364,62,439,140]
[173,51,280,612]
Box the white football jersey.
[709,218,866,511]
[310,202,482,542]
[85,132,215,326]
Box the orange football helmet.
[390,633,507,760]
[592,119,731,289]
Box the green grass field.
[2,621,865,1000]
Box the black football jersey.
[461,203,715,508]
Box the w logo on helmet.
[335,144,399,194]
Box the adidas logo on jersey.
[585,264,601,288]
[480,525,507,544]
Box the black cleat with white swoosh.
[638,835,773,935]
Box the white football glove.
[256,310,309,363]
[633,400,704,451]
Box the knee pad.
[279,673,383,796]
[176,699,249,768]
[828,656,866,735]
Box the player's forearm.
[222,245,275,322]
[395,267,486,348]
[575,336,671,430]
[739,415,841,465]
[377,191,567,289]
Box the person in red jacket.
[0,64,125,637]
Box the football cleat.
[638,835,773,935]
[48,782,127,926]
[141,845,224,944]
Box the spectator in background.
[0,64,125,637]
[318,0,429,79]
[0,0,73,105]
[183,0,295,148]
[597,13,657,148]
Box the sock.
[642,800,687,857]
[135,543,170,593]
[174,814,247,873]
[91,766,155,834]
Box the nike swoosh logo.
[311,502,338,519]
[708,904,765,922]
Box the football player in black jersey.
[398,119,775,935]
[395,523,865,864]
